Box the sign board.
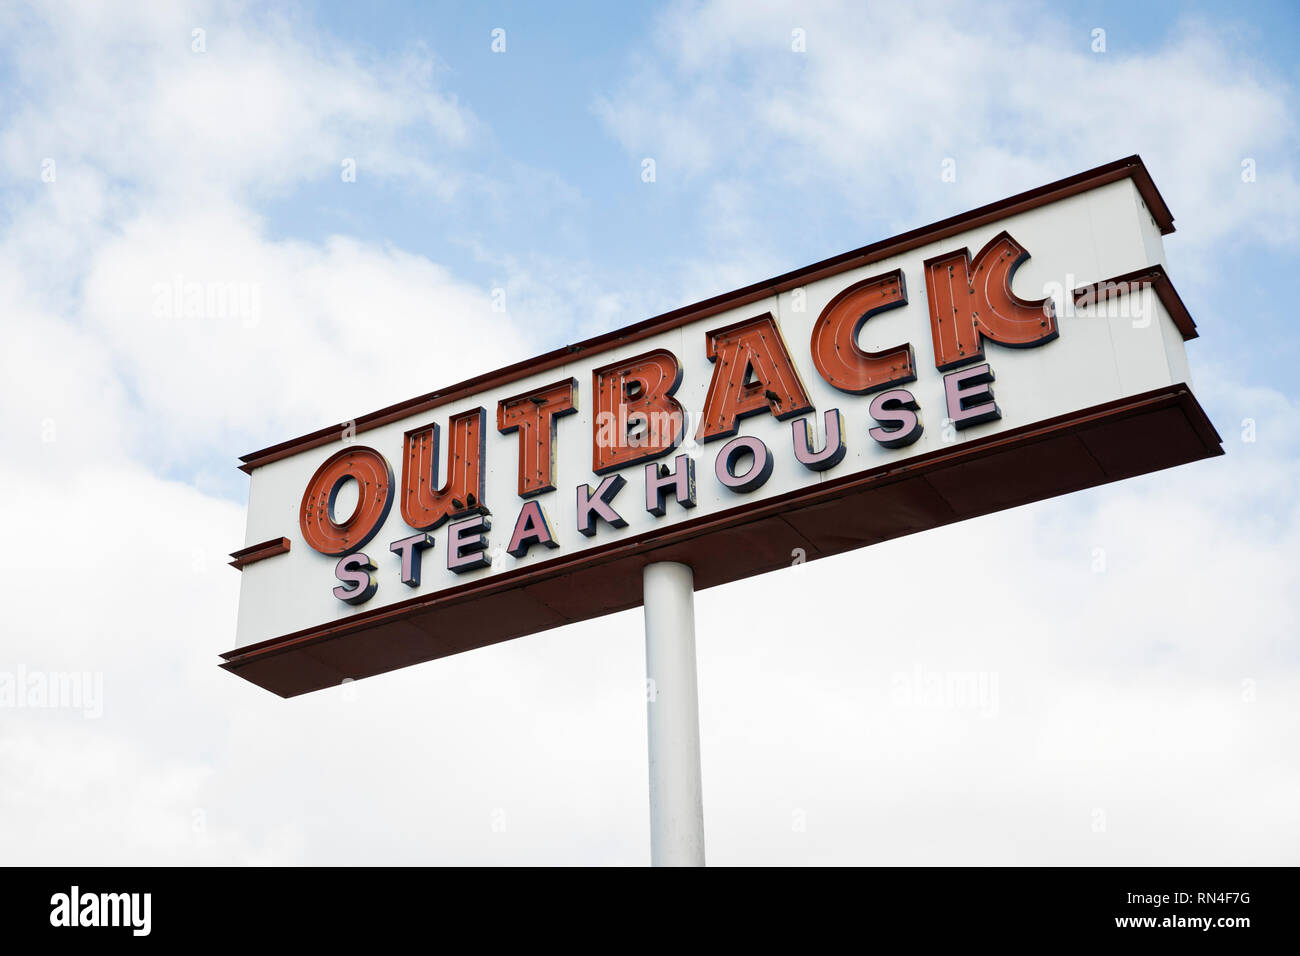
[223,156,1221,698]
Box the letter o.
[714,435,773,493]
[300,446,394,555]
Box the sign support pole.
[642,560,706,867]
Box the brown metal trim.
[1072,265,1197,340]
[237,156,1175,474]
[229,537,291,570]
[221,382,1220,681]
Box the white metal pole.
[642,560,705,867]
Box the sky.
[0,0,1297,865]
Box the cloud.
[80,201,538,467]
[690,370,1300,865]
[0,0,544,480]
[3,370,1294,865]
[0,0,475,204]
[595,0,1300,260]
[0,0,1296,865]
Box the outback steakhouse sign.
[224,157,1221,697]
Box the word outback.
[303,231,1056,606]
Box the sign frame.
[222,156,1221,698]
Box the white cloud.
[595,0,1300,259]
[0,0,475,203]
[3,371,1295,865]
[690,374,1300,864]
[0,0,542,472]
[0,0,1296,866]
[81,201,538,465]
